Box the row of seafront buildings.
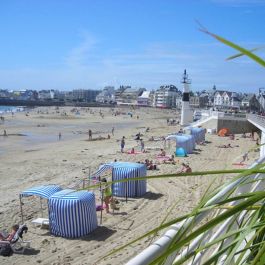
[0,85,264,111]
[0,89,100,104]
[96,85,264,111]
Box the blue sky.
[0,0,264,92]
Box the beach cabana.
[20,185,62,223]
[166,134,195,154]
[92,162,147,198]
[48,189,97,238]
[190,127,206,143]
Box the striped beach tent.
[48,189,98,238]
[166,134,195,154]
[186,127,206,143]
[20,185,62,199]
[19,185,63,223]
[93,162,147,198]
[112,162,147,198]
[91,163,114,180]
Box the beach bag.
[0,244,13,256]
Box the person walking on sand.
[111,127,115,136]
[88,129,92,140]
[121,136,125,153]
[140,139,145,152]
[58,132,62,140]
[3,129,7,136]
[240,152,249,164]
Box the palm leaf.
[198,25,265,67]
[226,46,265,61]
[150,192,265,265]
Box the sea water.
[0,105,25,114]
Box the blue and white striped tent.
[92,162,147,198]
[190,127,206,143]
[166,134,195,154]
[20,185,63,223]
[48,189,98,238]
[20,185,62,199]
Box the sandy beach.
[0,106,259,265]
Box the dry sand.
[0,106,259,265]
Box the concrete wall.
[195,118,218,131]
[196,117,258,134]
[217,119,258,134]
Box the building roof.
[139,91,151,98]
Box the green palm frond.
[196,22,265,67]
[226,46,265,61]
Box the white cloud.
[65,31,98,68]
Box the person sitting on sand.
[159,149,166,156]
[179,163,192,173]
[144,159,157,170]
[144,159,150,166]
[101,178,112,214]
[147,160,157,170]
[241,133,246,138]
[0,224,19,241]
[229,134,235,140]
[163,154,176,165]
[218,144,233,148]
[135,132,141,141]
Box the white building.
[38,90,55,100]
[116,87,146,106]
[96,86,115,103]
[213,90,241,109]
[175,91,182,109]
[137,91,153,107]
[154,85,178,108]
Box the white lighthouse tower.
[180,69,193,126]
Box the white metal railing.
[126,156,265,265]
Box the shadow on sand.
[18,248,40,256]
[80,226,117,242]
[143,191,164,200]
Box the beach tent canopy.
[48,189,98,238]
[19,185,63,223]
[218,128,229,137]
[92,162,147,198]
[190,127,206,143]
[20,185,62,199]
[166,134,195,154]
